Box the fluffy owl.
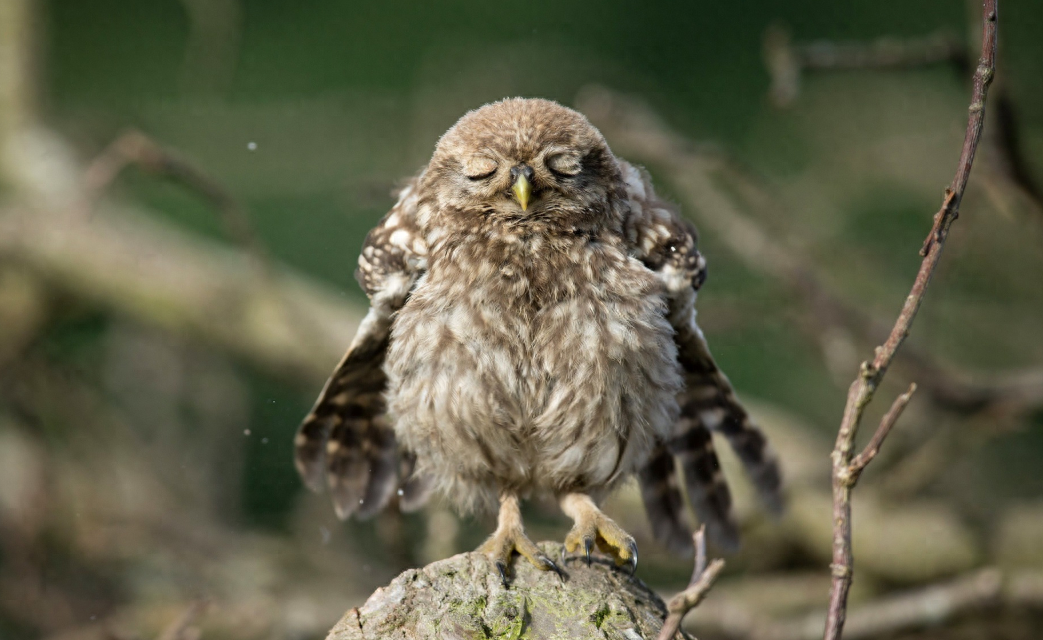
[295,98,782,580]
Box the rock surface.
[325,542,671,640]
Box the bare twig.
[822,4,998,640]
[657,527,726,640]
[847,383,916,478]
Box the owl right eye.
[462,156,498,180]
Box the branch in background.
[685,568,1043,640]
[762,27,966,108]
[983,90,1043,219]
[764,20,1043,223]
[832,569,1000,640]
[0,199,363,385]
[83,129,271,274]
[577,87,1043,424]
[823,4,997,639]
[656,527,725,640]
[0,126,368,386]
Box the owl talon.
[539,554,565,581]
[479,494,559,585]
[561,493,639,572]
[495,560,510,588]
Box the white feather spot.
[388,229,411,249]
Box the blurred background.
[1,0,1042,639]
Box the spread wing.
[294,179,433,519]
[621,161,784,552]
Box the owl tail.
[669,419,741,552]
[638,444,693,555]
[675,319,786,522]
[712,395,784,516]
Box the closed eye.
[546,153,582,177]
[463,156,498,180]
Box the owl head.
[420,98,626,229]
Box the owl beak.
[510,165,534,211]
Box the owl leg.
[477,493,562,586]
[559,493,638,574]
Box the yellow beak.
[511,172,532,211]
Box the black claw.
[627,541,639,576]
[584,537,594,567]
[495,560,509,588]
[540,555,565,581]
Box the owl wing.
[620,161,784,552]
[294,179,433,519]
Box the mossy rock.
[326,542,671,640]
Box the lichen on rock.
[326,542,671,640]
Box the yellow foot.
[560,493,638,574]
[479,494,562,587]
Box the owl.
[294,98,782,581]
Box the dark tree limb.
[822,3,998,640]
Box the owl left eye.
[463,156,498,180]
[546,153,582,177]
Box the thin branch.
[849,383,916,478]
[823,3,997,640]
[657,527,725,640]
